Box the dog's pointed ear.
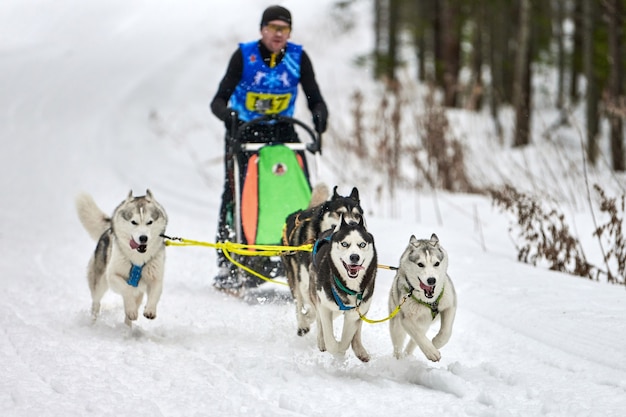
[145,189,153,201]
[350,187,360,202]
[357,215,364,227]
[332,185,339,199]
[409,235,418,246]
[126,190,134,201]
[429,233,439,246]
[340,213,348,227]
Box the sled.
[226,114,321,290]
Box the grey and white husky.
[388,234,457,362]
[76,190,168,326]
[282,185,364,337]
[309,216,377,362]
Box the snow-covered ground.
[1,1,625,416]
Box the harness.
[331,275,363,311]
[127,264,144,287]
[282,205,329,249]
[311,233,331,267]
[404,276,445,319]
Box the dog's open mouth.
[130,238,147,253]
[419,279,436,298]
[342,261,364,279]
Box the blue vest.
[229,41,302,122]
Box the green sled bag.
[241,144,311,245]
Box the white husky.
[76,190,168,326]
[388,234,457,362]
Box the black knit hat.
[260,5,292,28]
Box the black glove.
[312,107,327,134]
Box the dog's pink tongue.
[420,281,436,298]
[130,239,148,253]
[348,264,363,276]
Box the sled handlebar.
[239,142,308,152]
[234,114,322,155]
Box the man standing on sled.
[210,5,328,289]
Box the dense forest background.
[359,0,625,170]
[325,0,626,284]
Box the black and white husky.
[388,234,457,362]
[282,185,364,336]
[76,190,168,327]
[309,216,377,362]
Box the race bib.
[245,92,292,114]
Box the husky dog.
[309,216,377,362]
[388,234,457,362]
[282,185,364,336]
[76,190,168,327]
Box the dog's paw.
[91,301,101,319]
[317,339,327,352]
[143,308,157,320]
[297,327,310,336]
[393,349,405,360]
[125,309,138,321]
[423,347,442,362]
[354,349,370,363]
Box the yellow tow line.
[162,234,405,323]
[355,287,413,324]
[163,235,312,286]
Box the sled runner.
[223,114,321,290]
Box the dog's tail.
[308,182,330,208]
[75,193,111,241]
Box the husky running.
[282,185,364,336]
[388,234,457,362]
[76,190,168,327]
[309,216,377,362]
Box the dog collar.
[404,277,444,319]
[331,275,363,311]
[127,264,144,287]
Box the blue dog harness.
[127,264,144,287]
[331,275,363,311]
[312,234,332,267]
